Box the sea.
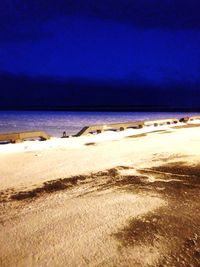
[0,111,199,137]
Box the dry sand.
[0,124,200,266]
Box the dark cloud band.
[1,0,200,31]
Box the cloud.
[0,30,53,42]
[0,72,200,110]
[1,0,200,43]
[1,0,200,31]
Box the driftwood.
[0,131,50,143]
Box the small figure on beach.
[62,131,67,138]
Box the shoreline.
[0,112,200,137]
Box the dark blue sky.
[1,0,200,109]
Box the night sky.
[1,0,200,110]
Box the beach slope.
[0,126,200,266]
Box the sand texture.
[0,125,200,266]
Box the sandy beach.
[0,123,200,267]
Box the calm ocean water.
[0,111,199,137]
